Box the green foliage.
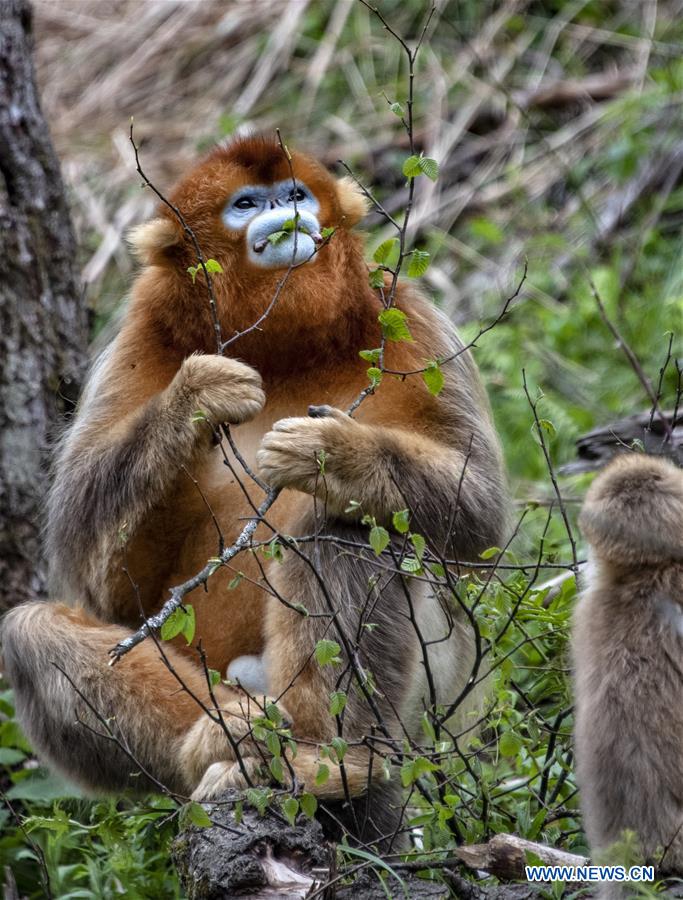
[377,308,413,342]
[0,688,181,899]
[314,639,342,667]
[160,604,195,644]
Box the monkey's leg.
[1,601,274,796]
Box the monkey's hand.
[256,406,362,496]
[173,354,265,428]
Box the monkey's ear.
[128,217,181,264]
[336,176,371,227]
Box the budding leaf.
[373,238,399,265]
[390,101,405,117]
[315,763,330,786]
[208,668,221,687]
[315,639,342,667]
[392,509,410,534]
[181,604,196,645]
[369,525,390,556]
[423,361,445,396]
[418,157,439,181]
[378,308,413,342]
[160,607,187,642]
[406,249,430,278]
[183,801,212,828]
[369,268,385,289]
[367,367,383,389]
[479,546,501,560]
[281,797,299,826]
[402,155,422,178]
[410,533,426,561]
[359,348,381,363]
[269,755,285,783]
[187,266,199,284]
[204,258,223,274]
[321,226,335,240]
[329,691,347,717]
[300,792,318,819]
[330,736,348,762]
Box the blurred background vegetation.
[1,0,681,896]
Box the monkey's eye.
[234,197,257,210]
[288,188,306,203]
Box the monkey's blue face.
[222,180,323,269]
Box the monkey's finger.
[308,405,354,422]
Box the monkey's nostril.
[253,239,268,253]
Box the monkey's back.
[573,559,683,869]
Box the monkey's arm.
[47,330,264,614]
[256,406,507,556]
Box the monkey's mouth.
[252,230,323,255]
[246,209,324,269]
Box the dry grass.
[32,0,683,322]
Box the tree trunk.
[0,0,87,610]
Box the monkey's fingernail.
[308,404,333,418]
[253,239,268,254]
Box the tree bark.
[0,0,87,609]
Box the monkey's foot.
[191,757,269,800]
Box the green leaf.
[479,546,501,560]
[187,266,198,284]
[402,155,422,178]
[315,763,330,786]
[321,226,335,240]
[329,691,347,717]
[537,418,557,439]
[418,157,439,181]
[208,668,221,687]
[0,748,25,765]
[499,732,523,756]
[330,736,348,762]
[369,525,390,556]
[378,308,413,342]
[160,607,187,642]
[367,367,383,388]
[267,230,289,245]
[184,801,212,828]
[228,572,243,590]
[315,639,342,667]
[281,796,299,825]
[400,556,422,574]
[369,268,385,289]
[400,756,438,786]
[406,249,430,278]
[181,604,196,644]
[392,509,410,534]
[410,533,426,561]
[204,258,223,274]
[359,348,381,363]
[269,756,285,783]
[245,787,271,815]
[422,361,445,396]
[266,731,281,758]
[300,792,318,819]
[389,101,404,117]
[373,238,399,265]
[429,562,446,577]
